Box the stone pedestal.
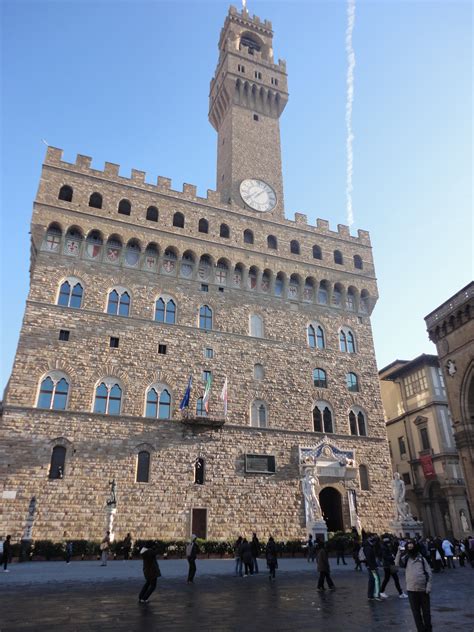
[390,519,424,539]
[310,518,328,542]
[106,506,117,542]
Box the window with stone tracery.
[313,401,333,433]
[94,380,122,415]
[145,386,171,419]
[107,288,130,316]
[155,297,176,324]
[57,279,83,308]
[251,400,268,428]
[37,372,70,410]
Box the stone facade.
[380,354,472,539]
[425,282,474,528]
[0,5,394,542]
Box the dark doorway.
[191,508,207,539]
[319,487,343,532]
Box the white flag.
[220,377,228,416]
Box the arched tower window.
[244,229,254,244]
[107,289,130,316]
[38,374,70,410]
[349,408,367,436]
[136,451,150,483]
[313,401,333,433]
[267,235,277,249]
[173,212,185,228]
[58,185,73,202]
[250,314,264,337]
[313,368,327,388]
[199,305,213,330]
[94,381,122,415]
[354,255,363,270]
[146,206,158,222]
[334,250,343,265]
[346,372,359,392]
[290,240,300,255]
[308,324,325,349]
[155,297,176,324]
[312,244,322,260]
[58,279,83,308]
[118,199,131,215]
[89,192,103,209]
[251,401,268,428]
[198,218,209,234]
[339,328,356,353]
[220,223,230,238]
[359,464,370,490]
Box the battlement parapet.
[43,147,372,245]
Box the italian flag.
[203,373,212,413]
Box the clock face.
[240,179,277,212]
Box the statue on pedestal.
[392,472,413,521]
[106,479,117,507]
[460,510,470,533]
[302,468,322,525]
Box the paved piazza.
[0,559,471,631]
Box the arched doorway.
[319,487,343,532]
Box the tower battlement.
[44,146,371,245]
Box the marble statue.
[460,510,470,533]
[392,472,412,521]
[444,511,452,532]
[106,479,117,507]
[302,468,322,525]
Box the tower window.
[58,185,73,202]
[334,250,343,265]
[89,192,103,209]
[146,206,158,222]
[253,114,259,121]
[244,229,254,244]
[118,199,131,216]
[254,71,262,80]
[136,451,150,483]
[173,212,185,228]
[238,64,245,73]
[198,218,209,234]
[220,224,230,238]
[267,235,277,249]
[110,336,119,348]
[59,329,70,341]
[49,446,66,479]
[158,344,167,355]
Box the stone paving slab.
[0,563,472,631]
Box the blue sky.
[1,0,472,391]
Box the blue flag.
[179,376,192,410]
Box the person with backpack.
[186,534,199,584]
[395,539,432,632]
[265,536,278,581]
[138,546,161,603]
[363,535,382,601]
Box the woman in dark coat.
[138,547,161,603]
[240,538,253,576]
[265,536,278,581]
[316,540,335,590]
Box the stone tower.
[209,6,288,216]
[0,5,394,543]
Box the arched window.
[198,218,209,234]
[250,314,264,338]
[318,281,329,305]
[196,397,206,417]
[194,458,205,485]
[346,372,359,392]
[359,464,370,490]
[339,328,356,353]
[220,223,230,238]
[145,387,171,419]
[49,446,66,479]
[354,255,363,270]
[312,244,322,260]
[107,289,130,316]
[251,401,267,428]
[313,401,333,433]
[58,185,73,202]
[199,305,213,330]
[349,409,367,436]
[313,368,327,388]
[57,280,83,308]
[290,240,300,255]
[89,192,103,209]
[308,324,325,350]
[94,381,122,415]
[334,250,343,265]
[155,297,176,324]
[267,235,277,249]
[248,266,258,290]
[360,290,370,314]
[254,363,264,380]
[118,199,131,215]
[146,206,158,222]
[173,212,185,228]
[38,374,69,410]
[346,287,356,311]
[244,229,254,244]
[136,451,150,483]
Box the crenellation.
[183,183,197,197]
[337,224,350,237]
[45,146,63,164]
[294,212,308,225]
[104,162,120,176]
[131,169,146,183]
[75,154,92,169]
[157,176,172,189]
[316,219,330,231]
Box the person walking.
[363,535,382,601]
[2,535,11,572]
[379,537,408,599]
[396,539,432,632]
[122,533,132,560]
[64,533,73,564]
[307,534,315,563]
[186,534,199,584]
[441,538,455,568]
[353,540,363,571]
[265,536,278,581]
[251,533,260,574]
[138,546,161,603]
[100,531,110,566]
[234,536,243,577]
[241,538,253,576]
[316,540,335,591]
[335,537,347,565]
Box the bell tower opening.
[319,487,344,533]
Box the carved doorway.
[319,487,343,532]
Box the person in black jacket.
[2,535,11,572]
[251,533,260,574]
[138,547,161,603]
[186,534,200,584]
[265,536,278,581]
[240,538,253,576]
[363,535,381,600]
[379,537,408,599]
[316,540,335,591]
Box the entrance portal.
[319,487,343,532]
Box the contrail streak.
[345,0,356,226]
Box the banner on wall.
[420,454,436,478]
